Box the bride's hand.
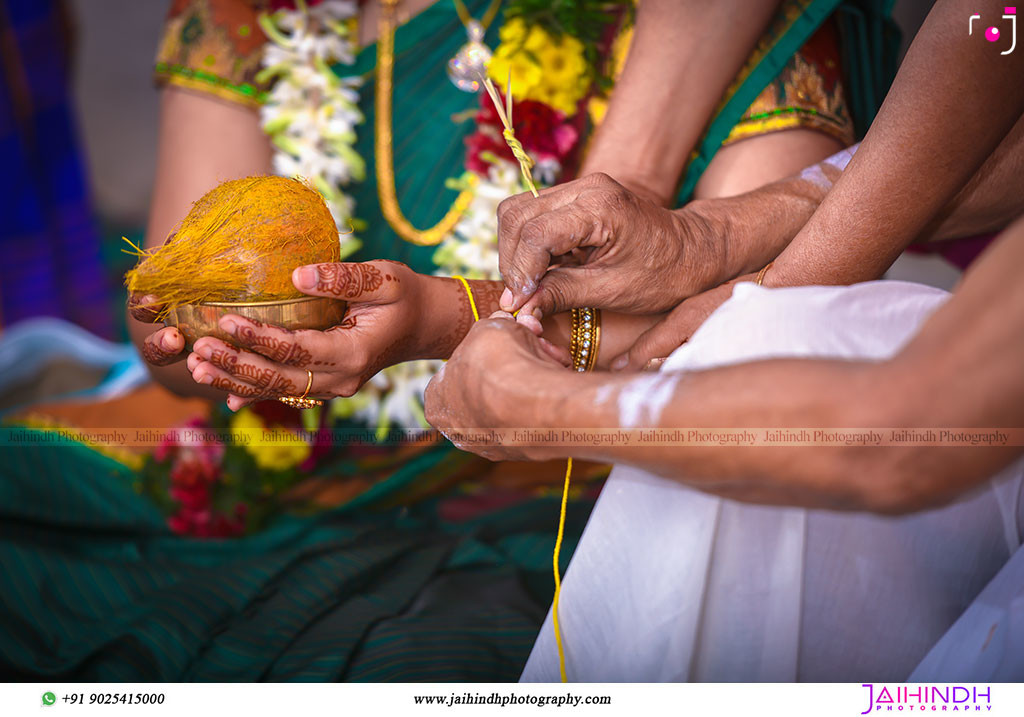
[129,294,187,366]
[187,260,431,410]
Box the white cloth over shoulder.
[521,281,1024,682]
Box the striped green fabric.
[0,433,592,681]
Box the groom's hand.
[424,311,569,462]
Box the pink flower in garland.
[466,91,579,176]
[156,419,247,538]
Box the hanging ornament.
[447,20,492,92]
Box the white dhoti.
[521,281,1024,682]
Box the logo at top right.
[970,7,1017,54]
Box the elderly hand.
[424,311,570,462]
[186,260,435,410]
[610,277,749,371]
[496,172,723,319]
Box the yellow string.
[479,74,540,198]
[454,271,572,681]
[452,275,480,322]
[478,72,571,682]
[552,456,572,682]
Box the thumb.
[611,314,696,372]
[517,266,599,318]
[292,260,403,304]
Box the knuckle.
[497,200,526,231]
[496,196,516,221]
[519,217,547,246]
[541,278,569,312]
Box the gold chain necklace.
[374,0,498,246]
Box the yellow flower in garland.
[488,45,544,99]
[488,20,590,116]
[498,17,529,46]
[230,408,311,471]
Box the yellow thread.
[454,268,571,681]
[452,275,479,322]
[479,73,540,198]
[479,69,571,681]
[552,456,573,683]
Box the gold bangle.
[279,369,323,409]
[570,308,601,372]
[756,261,774,286]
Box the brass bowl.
[164,296,348,348]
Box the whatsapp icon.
[42,692,56,706]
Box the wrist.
[672,199,730,292]
[412,275,467,360]
[691,178,823,284]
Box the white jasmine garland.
[259,3,542,432]
[259,0,363,258]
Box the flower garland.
[257,0,364,255]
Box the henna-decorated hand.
[186,260,439,410]
[129,293,187,367]
[424,311,570,462]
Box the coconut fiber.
[125,176,340,312]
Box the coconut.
[125,176,340,313]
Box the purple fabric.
[0,0,113,338]
[906,233,998,272]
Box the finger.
[141,327,185,366]
[226,395,253,412]
[128,294,165,323]
[643,357,667,372]
[538,337,572,367]
[496,184,584,306]
[612,317,695,372]
[517,265,596,318]
[488,309,515,321]
[515,308,543,335]
[219,315,338,367]
[193,336,310,391]
[292,260,404,303]
[504,204,611,311]
[190,359,309,398]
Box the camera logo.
[970,7,1017,54]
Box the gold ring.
[755,261,774,286]
[279,369,323,409]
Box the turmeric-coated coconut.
[125,176,340,311]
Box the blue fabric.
[0,0,113,338]
[0,318,147,416]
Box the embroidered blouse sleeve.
[154,0,271,108]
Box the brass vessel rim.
[186,296,337,308]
